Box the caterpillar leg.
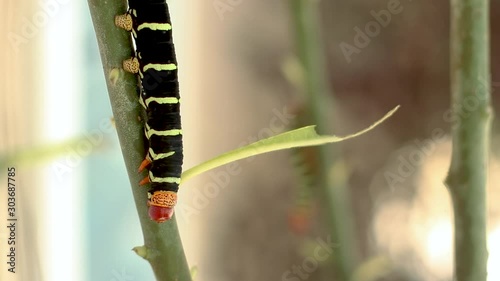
[115,13,133,31]
[123,57,140,74]
[115,13,140,74]
[138,157,152,173]
[139,176,150,186]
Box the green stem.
[87,1,191,280]
[446,0,491,281]
[289,0,359,279]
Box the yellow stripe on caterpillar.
[143,63,177,72]
[139,95,147,109]
[148,149,175,161]
[148,172,181,184]
[137,22,172,31]
[145,123,182,138]
[144,97,179,107]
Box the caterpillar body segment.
[116,0,183,223]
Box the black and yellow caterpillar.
[115,0,182,223]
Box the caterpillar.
[115,0,183,223]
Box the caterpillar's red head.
[148,191,177,223]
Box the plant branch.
[87,0,191,280]
[289,0,359,279]
[446,0,492,280]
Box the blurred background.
[0,0,499,281]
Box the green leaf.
[181,105,400,183]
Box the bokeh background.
[1,0,499,281]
